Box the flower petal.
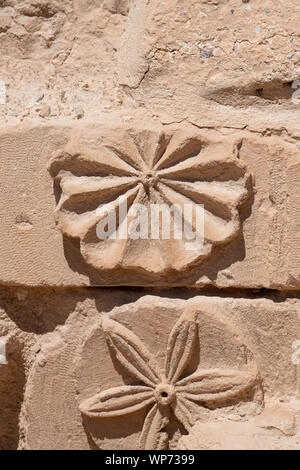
[139,404,170,450]
[127,129,172,169]
[49,145,138,178]
[104,143,144,173]
[160,179,248,221]
[176,366,259,405]
[58,173,138,198]
[102,317,163,387]
[165,308,198,384]
[154,134,203,171]
[56,185,140,239]
[80,385,154,418]
[157,140,246,181]
[172,396,194,432]
[158,181,239,244]
[80,186,145,270]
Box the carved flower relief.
[79,307,260,450]
[49,127,251,274]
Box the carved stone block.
[48,124,250,275]
[19,293,299,450]
[1,121,300,289]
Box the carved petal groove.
[172,396,194,432]
[80,385,154,418]
[139,404,169,450]
[58,173,138,197]
[56,186,140,239]
[176,367,259,404]
[165,309,198,384]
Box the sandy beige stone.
[0,0,300,452]
[178,417,300,450]
[18,294,299,450]
[117,0,300,122]
[1,119,300,288]
[252,404,295,437]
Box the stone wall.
[0,0,299,450]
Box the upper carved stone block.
[49,124,251,277]
[4,122,300,289]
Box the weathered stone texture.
[3,293,296,450]
[0,0,299,451]
[1,122,300,289]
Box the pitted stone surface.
[0,0,299,451]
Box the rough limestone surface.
[16,295,300,450]
[0,0,299,451]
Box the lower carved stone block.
[18,293,299,450]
